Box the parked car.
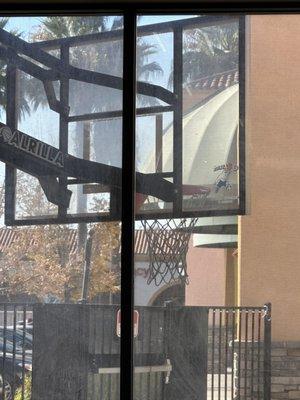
[14,318,33,334]
[0,329,32,399]
[0,328,32,351]
[0,338,23,355]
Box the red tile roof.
[182,69,239,113]
[135,229,149,255]
[0,227,191,256]
[0,228,150,255]
[187,69,239,91]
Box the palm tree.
[168,21,239,87]
[183,22,238,82]
[0,19,8,112]
[0,18,31,120]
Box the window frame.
[0,4,277,400]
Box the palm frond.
[0,18,9,30]
[138,62,163,80]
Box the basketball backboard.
[0,15,244,225]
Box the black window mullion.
[121,9,137,400]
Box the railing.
[208,305,271,400]
[0,303,271,400]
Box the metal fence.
[208,305,271,400]
[0,303,271,400]
[0,304,33,400]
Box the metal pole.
[263,303,272,400]
[173,27,183,214]
[4,64,18,225]
[79,228,94,303]
[155,113,163,173]
[58,43,70,218]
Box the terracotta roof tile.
[0,228,152,255]
[186,69,239,92]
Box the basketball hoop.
[139,185,210,286]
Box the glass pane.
[135,16,241,219]
[0,15,123,400]
[135,14,241,400]
[70,36,123,75]
[182,21,239,213]
[17,72,60,148]
[69,81,123,116]
[0,15,124,224]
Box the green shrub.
[14,375,31,400]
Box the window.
[0,9,246,400]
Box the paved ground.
[207,371,234,400]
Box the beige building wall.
[240,15,300,341]
[186,245,226,306]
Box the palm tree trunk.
[76,121,91,250]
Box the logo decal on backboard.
[0,124,64,168]
[214,163,238,193]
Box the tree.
[0,18,31,119]
[0,172,120,302]
[168,21,239,87]
[0,221,120,302]
[183,22,239,82]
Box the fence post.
[263,303,272,400]
[164,306,208,400]
[164,301,173,353]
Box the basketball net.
[139,185,210,286]
[141,218,198,286]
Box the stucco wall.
[239,15,300,341]
[186,244,226,306]
[134,260,161,306]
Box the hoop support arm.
[0,28,176,106]
[0,123,175,207]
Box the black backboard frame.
[1,14,245,225]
